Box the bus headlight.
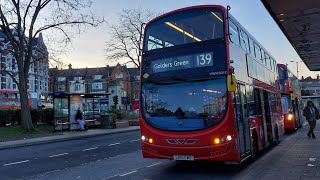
[141,135,153,144]
[226,135,232,141]
[213,134,233,145]
[287,114,293,120]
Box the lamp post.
[290,61,302,79]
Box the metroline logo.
[209,71,227,76]
[166,139,198,144]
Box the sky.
[54,0,318,79]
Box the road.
[0,130,298,180]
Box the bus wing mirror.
[227,75,237,92]
[290,93,295,100]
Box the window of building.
[134,75,140,80]
[29,79,35,91]
[75,84,81,91]
[6,56,12,71]
[115,73,123,79]
[73,76,82,81]
[94,75,103,80]
[57,77,66,82]
[6,77,12,89]
[92,82,102,90]
[58,85,65,91]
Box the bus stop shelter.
[261,0,320,71]
[49,92,111,131]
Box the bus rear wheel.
[251,137,259,161]
[274,126,280,145]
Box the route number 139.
[196,53,213,67]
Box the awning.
[261,0,320,71]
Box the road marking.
[309,158,316,161]
[83,147,98,151]
[130,139,140,142]
[102,174,119,179]
[3,160,30,166]
[49,153,69,158]
[303,122,308,126]
[307,164,315,167]
[108,143,121,146]
[146,162,162,168]
[119,170,137,176]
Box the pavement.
[237,120,320,180]
[0,126,140,150]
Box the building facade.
[0,31,49,109]
[49,63,139,111]
[301,75,320,96]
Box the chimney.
[68,63,72,69]
[317,74,319,80]
[302,76,304,80]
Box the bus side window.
[246,85,255,116]
[249,38,255,57]
[265,54,270,70]
[261,49,265,65]
[254,88,262,115]
[254,44,262,61]
[228,20,240,46]
[239,30,249,53]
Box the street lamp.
[290,61,303,79]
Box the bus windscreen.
[144,8,224,51]
[141,77,227,131]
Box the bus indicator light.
[214,138,220,144]
[149,138,154,143]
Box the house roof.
[49,65,140,79]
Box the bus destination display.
[150,52,213,73]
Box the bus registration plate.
[173,155,194,161]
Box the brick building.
[301,75,320,96]
[49,63,139,110]
[0,31,49,109]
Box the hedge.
[0,108,54,127]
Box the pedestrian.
[75,107,86,131]
[303,101,320,138]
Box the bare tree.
[105,8,157,69]
[0,0,103,131]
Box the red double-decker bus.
[0,90,32,109]
[140,5,284,163]
[277,64,302,132]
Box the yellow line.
[165,22,201,42]
[211,12,223,22]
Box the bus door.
[233,84,251,160]
[262,91,273,145]
[292,98,300,127]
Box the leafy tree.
[105,8,157,69]
[0,0,103,131]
